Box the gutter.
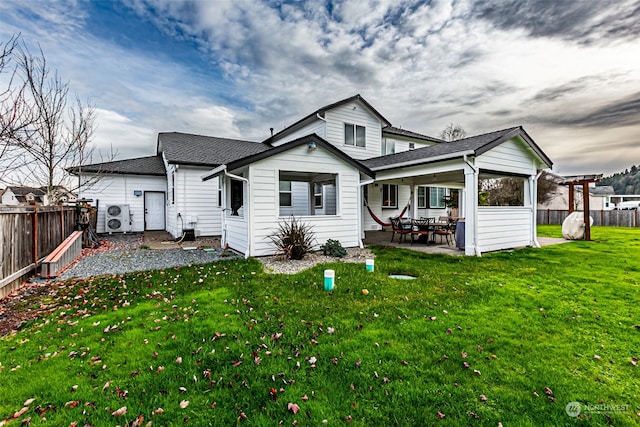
[371,150,475,172]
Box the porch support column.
[527,173,541,248]
[463,162,479,256]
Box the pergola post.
[561,174,602,241]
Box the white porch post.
[463,163,479,256]
[529,173,541,248]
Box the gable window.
[382,184,397,208]
[417,186,427,208]
[279,181,292,207]
[381,138,395,155]
[429,187,446,208]
[345,123,366,147]
[314,183,323,208]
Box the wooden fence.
[0,205,76,298]
[537,209,640,227]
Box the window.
[429,187,446,208]
[230,178,244,216]
[279,181,292,207]
[382,184,398,208]
[345,123,366,147]
[417,186,427,208]
[409,142,415,150]
[314,183,323,208]
[381,138,395,155]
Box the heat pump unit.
[105,204,131,233]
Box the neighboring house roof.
[203,134,375,181]
[158,132,268,167]
[362,127,553,171]
[69,155,167,176]
[263,94,392,145]
[7,186,46,196]
[382,126,444,143]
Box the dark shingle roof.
[8,186,46,196]
[158,132,268,167]
[68,156,167,176]
[382,126,444,143]
[363,127,552,170]
[263,94,392,145]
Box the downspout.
[463,155,481,256]
[358,178,375,248]
[316,113,327,138]
[531,170,543,248]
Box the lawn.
[1,226,638,426]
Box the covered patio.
[363,230,463,255]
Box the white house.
[72,94,553,256]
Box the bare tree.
[439,122,467,142]
[0,34,37,182]
[8,41,100,203]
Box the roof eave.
[370,150,475,172]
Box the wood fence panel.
[0,206,76,298]
[537,209,639,227]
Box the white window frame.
[345,123,366,148]
[382,184,398,209]
[417,186,427,208]
[279,180,292,207]
[429,187,446,208]
[314,183,323,208]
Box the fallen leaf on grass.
[13,407,28,418]
[461,352,467,359]
[480,394,487,401]
[437,410,445,419]
[111,406,127,416]
[544,387,553,395]
[102,381,112,391]
[179,400,189,409]
[23,399,35,406]
[288,402,300,414]
[473,369,481,375]
[153,408,164,415]
[593,354,601,360]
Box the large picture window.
[279,171,337,216]
[345,123,366,147]
[429,187,446,208]
[382,184,398,208]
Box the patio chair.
[410,217,433,245]
[434,217,457,245]
[390,217,411,243]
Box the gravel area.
[56,234,238,281]
[259,247,375,275]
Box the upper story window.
[381,138,395,155]
[409,142,415,150]
[345,123,366,147]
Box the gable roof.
[68,155,167,176]
[382,126,444,143]
[203,133,374,181]
[362,127,552,171]
[7,186,46,196]
[158,132,268,167]
[263,94,392,145]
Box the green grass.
[1,226,639,426]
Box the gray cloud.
[471,0,640,45]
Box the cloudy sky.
[1,0,639,175]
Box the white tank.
[562,211,593,240]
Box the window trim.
[314,183,323,209]
[382,184,398,209]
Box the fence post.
[32,204,39,266]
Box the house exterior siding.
[476,138,536,175]
[79,174,166,233]
[247,144,361,257]
[324,101,382,160]
[172,166,222,237]
[270,119,326,147]
[477,207,532,252]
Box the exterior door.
[144,191,165,230]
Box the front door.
[144,191,165,230]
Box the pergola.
[560,174,603,240]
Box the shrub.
[320,239,347,258]
[269,216,315,260]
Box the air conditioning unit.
[105,204,131,233]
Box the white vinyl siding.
[476,137,537,175]
[79,174,166,234]
[324,101,382,160]
[247,144,361,257]
[269,119,326,147]
[382,136,433,153]
[172,166,223,237]
[477,206,533,252]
